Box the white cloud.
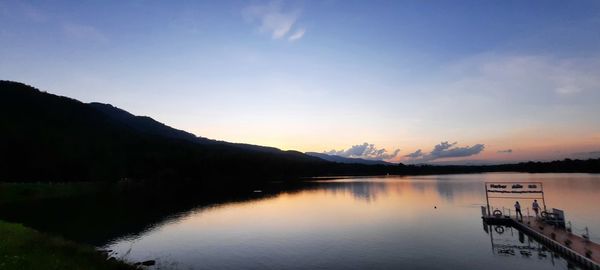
[288,28,305,41]
[405,141,485,163]
[243,1,304,40]
[404,149,423,158]
[325,142,400,160]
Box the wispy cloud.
[406,54,600,139]
[243,1,305,41]
[325,142,400,161]
[288,28,305,41]
[62,23,108,44]
[445,54,600,98]
[405,141,485,163]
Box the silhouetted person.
[532,200,540,217]
[515,201,523,221]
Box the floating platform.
[483,215,600,269]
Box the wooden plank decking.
[483,215,600,269]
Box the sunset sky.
[2,1,600,163]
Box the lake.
[2,173,599,269]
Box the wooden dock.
[483,215,600,269]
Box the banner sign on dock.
[484,182,547,216]
[486,182,543,194]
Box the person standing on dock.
[532,200,540,217]
[515,201,523,221]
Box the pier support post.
[485,183,491,216]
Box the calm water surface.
[98,173,600,270]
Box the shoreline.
[0,219,135,270]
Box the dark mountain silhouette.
[1,80,598,182]
[0,80,337,182]
[89,102,296,155]
[89,102,204,143]
[305,152,394,165]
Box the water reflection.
[0,182,287,245]
[483,222,582,269]
[315,180,391,202]
[317,174,600,240]
[1,173,599,269]
[313,175,485,204]
[99,174,600,269]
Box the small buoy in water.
[253,190,262,193]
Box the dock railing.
[482,205,600,270]
[483,205,595,242]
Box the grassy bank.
[0,220,134,270]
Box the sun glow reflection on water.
[104,173,600,269]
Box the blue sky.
[2,0,600,163]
